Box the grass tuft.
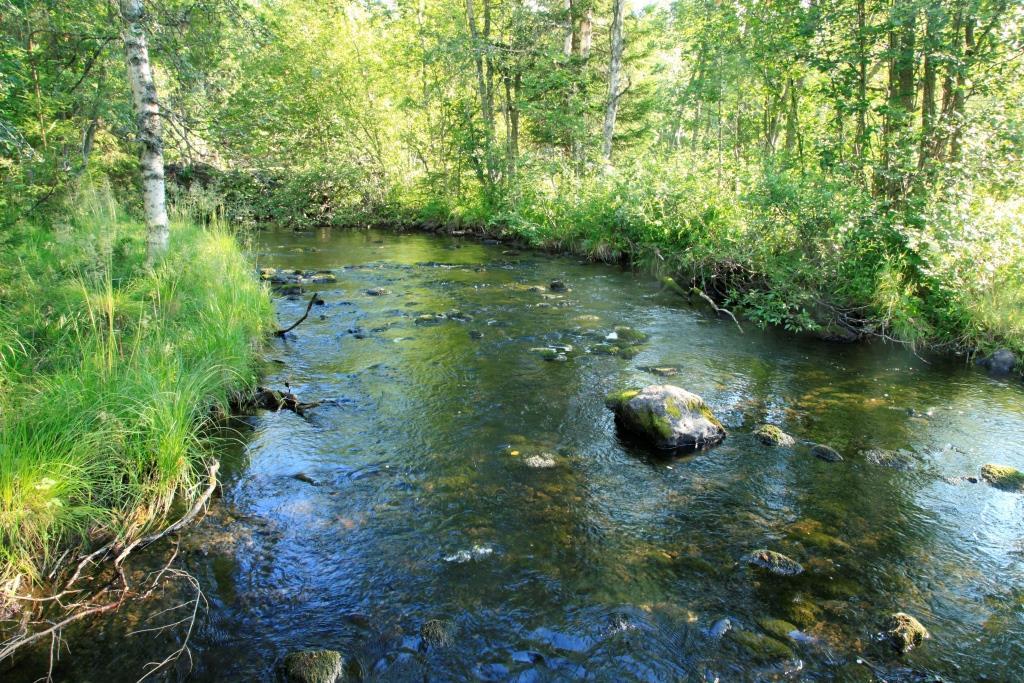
[0,188,272,584]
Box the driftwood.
[275,293,323,336]
[248,387,321,417]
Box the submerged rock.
[549,279,568,292]
[744,549,804,576]
[524,454,558,468]
[862,448,914,470]
[642,366,679,377]
[443,544,494,563]
[810,444,844,462]
[757,617,798,641]
[980,463,1024,492]
[283,650,344,683]
[365,287,389,296]
[605,385,726,451]
[530,347,568,362]
[884,612,929,653]
[753,424,796,447]
[728,629,794,660]
[977,348,1017,376]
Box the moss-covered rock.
[744,549,804,576]
[283,649,343,683]
[728,629,794,660]
[605,384,726,451]
[753,424,796,447]
[612,325,649,345]
[981,463,1024,492]
[757,617,798,641]
[884,612,929,653]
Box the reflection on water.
[11,228,1024,681]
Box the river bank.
[0,197,272,598]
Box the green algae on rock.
[981,463,1024,492]
[753,424,796,447]
[757,617,799,641]
[605,385,726,451]
[729,629,794,660]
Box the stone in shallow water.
[884,612,929,653]
[862,448,914,470]
[744,549,804,576]
[810,444,843,462]
[757,617,798,641]
[528,627,595,653]
[605,385,726,451]
[981,463,1024,492]
[728,629,794,660]
[282,650,343,683]
[753,424,796,447]
[443,544,494,563]
[524,454,557,468]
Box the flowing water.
[11,228,1024,681]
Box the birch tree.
[602,0,625,161]
[113,0,169,267]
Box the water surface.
[12,228,1024,681]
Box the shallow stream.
[11,228,1024,681]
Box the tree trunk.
[465,0,495,185]
[580,6,593,58]
[602,0,625,161]
[918,3,944,173]
[114,0,169,267]
[853,0,868,160]
[784,78,799,154]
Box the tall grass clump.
[0,187,272,586]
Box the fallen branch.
[275,293,322,336]
[691,287,743,333]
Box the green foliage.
[0,188,272,582]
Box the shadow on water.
[8,228,1024,681]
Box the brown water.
[9,228,1024,681]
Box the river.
[10,228,1024,681]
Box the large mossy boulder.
[605,385,725,451]
[283,650,343,683]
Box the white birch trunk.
[115,0,169,267]
[602,0,625,162]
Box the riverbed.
[11,228,1024,681]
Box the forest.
[2,0,1024,680]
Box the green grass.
[0,190,272,585]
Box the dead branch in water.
[691,287,743,334]
[275,292,322,336]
